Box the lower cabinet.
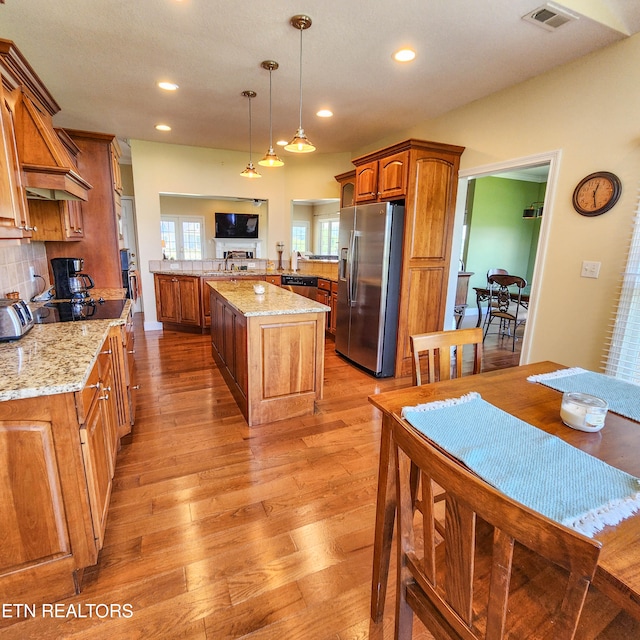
[330,281,338,335]
[154,273,201,327]
[79,348,117,550]
[0,332,130,604]
[317,278,338,335]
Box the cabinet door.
[79,393,113,549]
[0,421,71,571]
[28,200,82,241]
[316,288,330,330]
[155,275,179,323]
[330,289,338,335]
[378,151,408,199]
[354,161,379,203]
[177,276,201,325]
[0,84,31,239]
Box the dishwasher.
[280,275,318,300]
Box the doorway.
[451,150,561,364]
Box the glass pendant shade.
[259,148,284,167]
[240,161,261,178]
[286,15,315,154]
[258,60,284,167]
[240,90,261,178]
[285,127,315,153]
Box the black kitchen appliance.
[51,257,95,300]
[33,298,127,324]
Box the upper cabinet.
[0,81,32,239]
[0,38,92,241]
[353,149,409,203]
[334,170,356,209]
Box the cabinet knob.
[132,385,140,390]
[101,349,112,355]
[128,349,136,354]
[20,224,38,232]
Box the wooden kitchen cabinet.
[108,307,137,437]
[330,281,338,335]
[317,279,331,332]
[0,333,124,604]
[0,82,32,239]
[353,150,408,203]
[79,346,118,550]
[45,131,123,289]
[154,273,201,328]
[334,169,355,208]
[264,274,282,286]
[26,129,87,240]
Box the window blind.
[604,186,640,383]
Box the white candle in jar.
[560,392,608,432]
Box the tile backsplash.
[0,242,51,301]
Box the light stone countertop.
[207,281,330,317]
[0,295,131,402]
[151,268,338,281]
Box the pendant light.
[240,90,261,178]
[258,61,284,167]
[285,14,316,153]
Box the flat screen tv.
[215,212,259,239]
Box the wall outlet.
[581,260,601,279]
[248,262,256,269]
[29,266,36,281]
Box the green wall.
[465,177,545,305]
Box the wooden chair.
[410,328,483,386]
[391,411,602,640]
[482,268,509,331]
[483,274,528,352]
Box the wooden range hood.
[0,38,92,201]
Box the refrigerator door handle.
[347,230,357,307]
[350,232,359,306]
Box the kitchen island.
[208,281,329,426]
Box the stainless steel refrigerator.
[335,202,404,377]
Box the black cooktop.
[33,298,127,324]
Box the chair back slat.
[410,328,483,386]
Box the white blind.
[604,186,640,383]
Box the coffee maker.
[51,257,95,300]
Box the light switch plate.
[581,260,601,278]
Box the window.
[605,191,640,383]
[291,221,310,253]
[318,219,340,255]
[160,216,204,260]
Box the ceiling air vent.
[522,3,578,31]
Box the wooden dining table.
[368,361,640,623]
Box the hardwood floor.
[3,319,635,638]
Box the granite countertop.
[152,268,338,281]
[0,293,131,402]
[207,281,330,317]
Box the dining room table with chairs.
[368,360,640,635]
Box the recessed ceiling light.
[316,109,333,118]
[158,81,179,91]
[393,48,416,62]
[276,140,288,147]
[155,124,172,132]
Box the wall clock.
[572,171,622,217]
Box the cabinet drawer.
[318,279,331,292]
[331,281,338,294]
[265,275,281,286]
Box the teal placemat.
[528,367,640,423]
[402,392,640,537]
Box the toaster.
[0,298,34,341]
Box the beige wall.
[130,32,639,370]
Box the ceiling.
[1,1,639,158]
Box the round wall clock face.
[572,171,622,217]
